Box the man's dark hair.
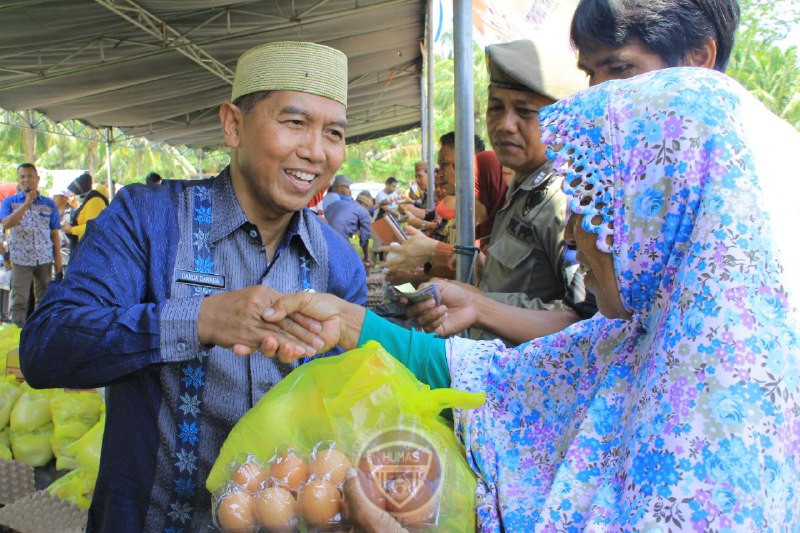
[385,177,398,186]
[17,163,36,172]
[570,0,740,72]
[439,132,486,153]
[145,172,163,185]
[233,91,273,115]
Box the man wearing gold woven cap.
[406,39,597,346]
[20,41,365,530]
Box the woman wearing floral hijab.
[261,67,800,530]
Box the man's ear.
[685,38,717,69]
[219,103,243,149]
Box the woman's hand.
[343,468,408,533]
[405,279,481,336]
[261,292,366,361]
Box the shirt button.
[177,342,187,352]
[249,229,258,239]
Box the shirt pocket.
[486,228,535,271]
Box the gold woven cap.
[231,41,348,106]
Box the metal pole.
[453,0,474,283]
[420,60,427,168]
[105,127,114,199]
[425,0,436,212]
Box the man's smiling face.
[225,90,347,219]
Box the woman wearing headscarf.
[62,172,108,255]
[261,67,800,530]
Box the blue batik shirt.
[0,192,60,266]
[20,168,366,531]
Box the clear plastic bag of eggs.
[212,438,443,532]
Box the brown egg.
[269,452,309,492]
[309,448,351,486]
[231,461,268,493]
[217,490,257,532]
[298,478,342,527]
[255,486,297,531]
[384,474,438,528]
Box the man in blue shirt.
[321,173,352,211]
[0,163,62,326]
[326,190,374,267]
[20,41,366,531]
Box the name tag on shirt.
[174,269,226,289]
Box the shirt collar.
[208,167,320,265]
[209,168,248,243]
[513,159,555,193]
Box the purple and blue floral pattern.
[450,68,800,531]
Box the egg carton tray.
[0,460,35,506]
[0,491,86,533]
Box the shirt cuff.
[159,296,208,362]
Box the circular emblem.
[355,426,444,527]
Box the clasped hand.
[198,287,366,364]
[197,286,326,362]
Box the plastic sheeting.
[0,0,424,147]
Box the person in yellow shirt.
[62,173,108,256]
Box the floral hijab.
[448,68,800,531]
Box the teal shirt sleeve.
[357,310,450,389]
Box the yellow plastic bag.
[48,416,105,508]
[50,390,104,470]
[47,467,96,509]
[207,342,485,531]
[0,324,21,377]
[0,375,21,428]
[64,414,105,472]
[10,422,54,466]
[10,383,61,433]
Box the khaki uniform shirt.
[472,160,580,341]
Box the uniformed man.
[406,39,596,344]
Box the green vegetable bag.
[207,342,485,531]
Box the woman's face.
[565,213,632,320]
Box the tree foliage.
[338,34,489,186]
[0,112,228,188]
[727,0,800,129]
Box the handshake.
[196,286,366,362]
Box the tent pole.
[105,127,114,199]
[426,0,436,212]
[453,0,474,283]
[420,54,427,169]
